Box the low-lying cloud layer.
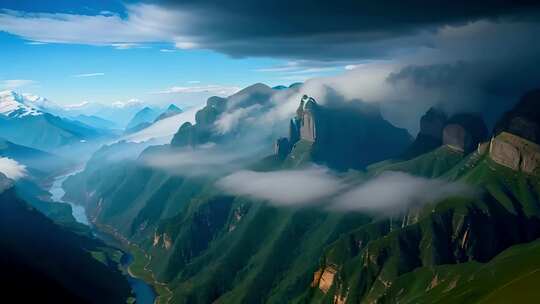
[217,168,476,213]
[216,167,344,205]
[333,171,477,213]
[0,157,27,180]
[141,141,270,176]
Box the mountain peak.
[167,104,181,111]
[278,94,411,170]
[443,113,487,153]
[154,104,183,122]
[494,88,540,144]
[232,83,272,96]
[0,90,42,118]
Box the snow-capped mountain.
[0,90,114,151]
[0,90,42,118]
[21,93,66,115]
[0,90,146,128]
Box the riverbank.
[49,170,161,304]
[93,221,173,304]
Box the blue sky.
[0,1,344,107]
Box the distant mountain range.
[0,91,188,152]
[0,138,68,176]
[125,107,161,131]
[0,91,115,151]
[125,104,183,135]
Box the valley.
[1,3,540,302]
[54,87,540,303]
[48,168,158,304]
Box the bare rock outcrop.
[274,137,291,159]
[420,108,447,140]
[494,89,540,144]
[443,124,469,152]
[277,94,411,170]
[402,107,447,159]
[153,231,173,250]
[312,265,338,294]
[487,89,540,174]
[297,95,317,142]
[442,113,488,153]
[489,132,540,174]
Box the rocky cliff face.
[442,113,488,153]
[484,89,540,174]
[275,94,411,170]
[171,96,226,147]
[487,132,540,174]
[274,137,291,159]
[298,95,318,142]
[171,84,277,148]
[494,89,540,144]
[402,107,447,159]
[420,108,447,139]
[274,95,317,159]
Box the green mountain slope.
[382,237,540,304]
[0,183,131,303]
[62,90,540,304]
[305,155,540,303]
[0,113,104,151]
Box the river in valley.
[50,171,157,304]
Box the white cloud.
[141,142,263,176]
[111,98,142,108]
[63,101,89,109]
[154,84,241,96]
[1,79,34,89]
[333,171,477,213]
[214,104,262,134]
[25,41,47,45]
[123,105,200,143]
[160,48,176,53]
[73,72,105,78]
[0,157,27,180]
[217,167,345,205]
[0,5,177,45]
[255,62,300,73]
[256,62,338,76]
[99,11,114,16]
[174,41,198,49]
[111,43,140,50]
[217,168,476,212]
[282,67,338,75]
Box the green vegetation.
[62,131,540,303]
[128,244,173,304]
[383,237,540,303]
[0,186,131,303]
[368,145,465,178]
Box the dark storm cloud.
[384,18,540,129]
[150,0,540,59]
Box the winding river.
[50,171,157,304]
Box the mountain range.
[0,91,111,151]
[125,104,183,134]
[59,84,540,303]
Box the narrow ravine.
[49,170,157,304]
